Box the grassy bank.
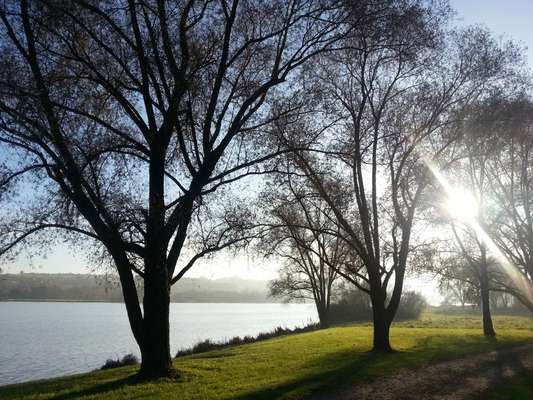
[1,313,532,400]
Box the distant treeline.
[0,273,272,303]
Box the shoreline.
[2,315,532,398]
[0,299,309,304]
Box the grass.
[1,312,532,400]
[395,312,533,330]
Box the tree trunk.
[480,269,496,338]
[479,247,496,338]
[317,302,329,329]
[139,146,175,378]
[370,292,393,352]
[139,269,174,378]
[372,312,392,352]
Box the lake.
[0,302,317,386]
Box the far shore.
[0,299,305,304]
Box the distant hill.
[0,273,272,303]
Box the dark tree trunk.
[479,247,496,338]
[367,225,409,353]
[480,268,496,337]
[139,269,173,378]
[137,146,175,378]
[370,291,393,352]
[317,302,329,329]
[481,286,496,337]
[372,310,393,352]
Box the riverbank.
[1,313,532,399]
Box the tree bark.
[370,290,393,352]
[139,268,173,378]
[480,267,496,337]
[479,246,496,338]
[372,312,392,352]
[317,302,330,329]
[137,143,175,378]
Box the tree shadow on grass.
[48,375,138,400]
[231,350,399,400]
[234,338,530,400]
[232,336,525,400]
[0,370,150,400]
[470,345,531,399]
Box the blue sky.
[451,0,533,65]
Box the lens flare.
[442,188,478,223]
[425,158,533,305]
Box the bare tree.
[0,0,349,377]
[482,96,533,312]
[282,5,519,351]
[422,95,533,335]
[444,136,499,337]
[439,228,498,336]
[259,172,351,328]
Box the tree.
[281,4,519,351]
[432,239,498,336]
[482,97,533,312]
[424,94,533,335]
[447,196,497,337]
[436,258,479,308]
[435,95,533,317]
[443,136,499,337]
[0,0,349,377]
[260,172,350,328]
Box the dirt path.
[310,344,533,400]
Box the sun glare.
[425,159,533,305]
[443,189,479,222]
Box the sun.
[443,188,479,222]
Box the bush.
[175,323,320,358]
[395,291,427,320]
[329,289,373,323]
[329,289,427,324]
[100,353,139,370]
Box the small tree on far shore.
[260,173,349,328]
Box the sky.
[3,0,533,304]
[450,0,533,63]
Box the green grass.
[1,313,532,400]
[395,312,533,330]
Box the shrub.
[396,291,427,320]
[100,353,139,370]
[175,323,320,358]
[329,289,373,323]
[329,289,427,324]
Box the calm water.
[0,302,317,386]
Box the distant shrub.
[100,353,139,370]
[329,289,427,324]
[175,323,320,358]
[329,289,373,323]
[192,339,218,354]
[432,302,531,317]
[395,291,427,320]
